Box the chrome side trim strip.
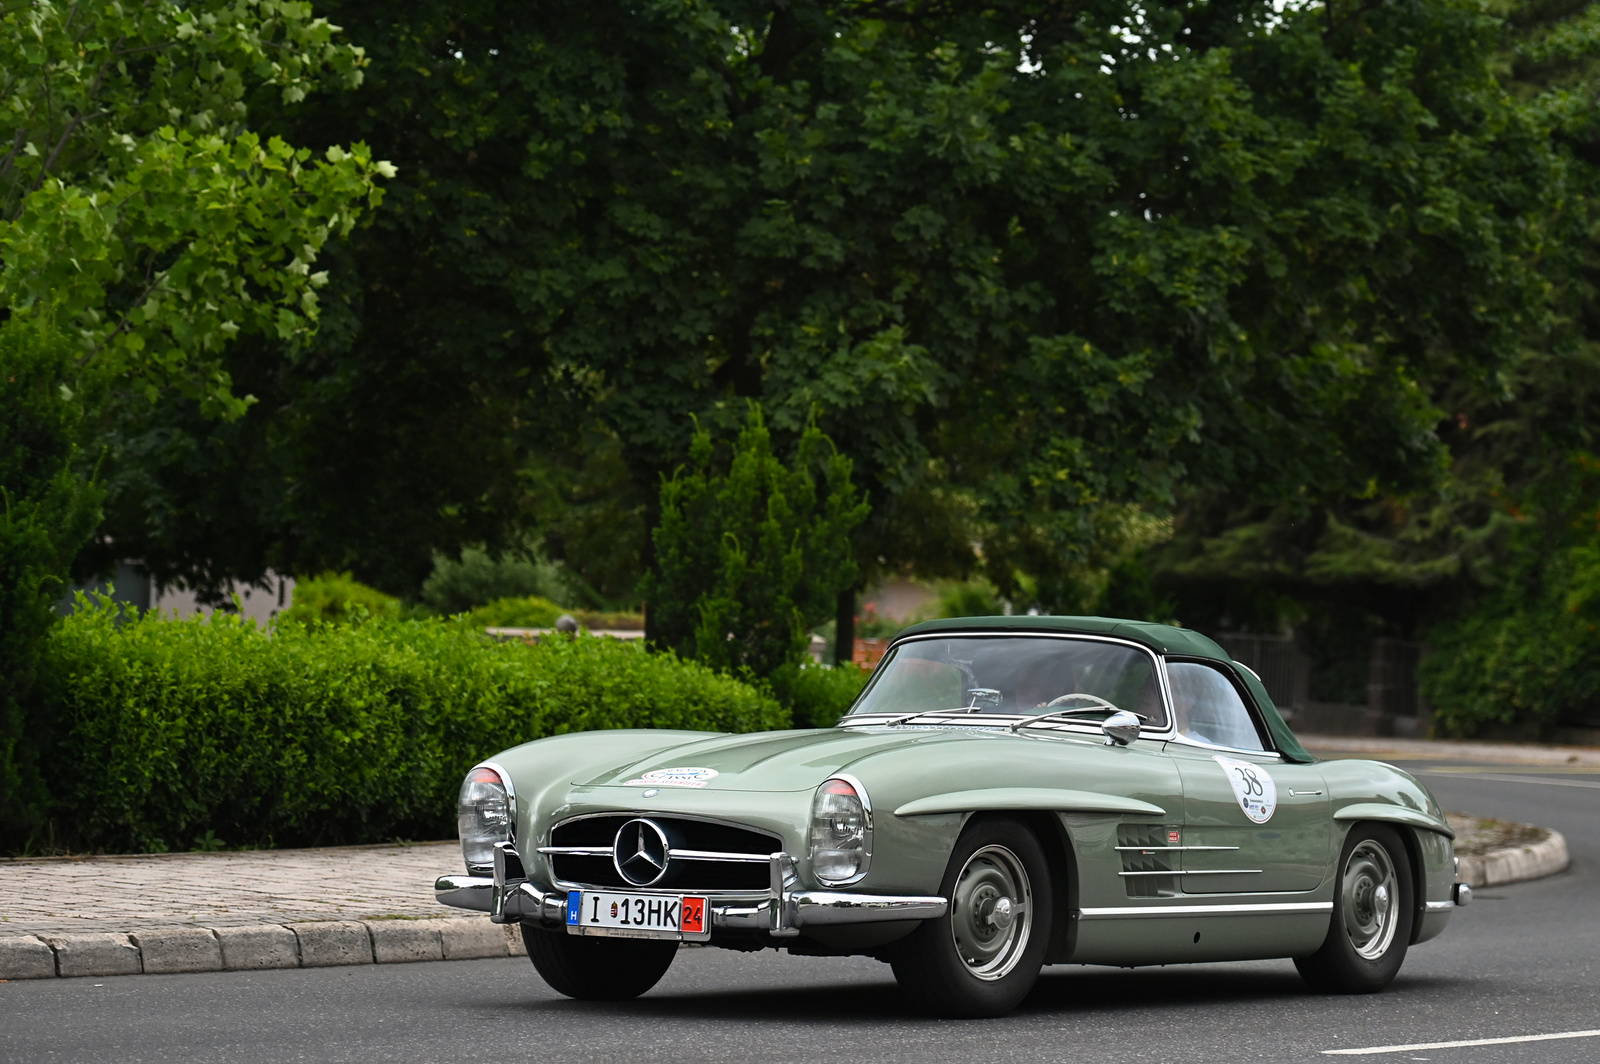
[1425,899,1455,912]
[1113,845,1239,852]
[1117,869,1261,877]
[1079,901,1333,919]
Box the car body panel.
[439,617,1461,970]
[1164,743,1330,893]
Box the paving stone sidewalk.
[1,841,461,937]
[0,841,525,980]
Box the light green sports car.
[435,616,1469,1017]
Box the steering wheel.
[1043,693,1120,714]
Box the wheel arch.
[1336,817,1429,946]
[956,810,1079,964]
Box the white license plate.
[565,890,710,940]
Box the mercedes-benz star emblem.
[613,818,671,886]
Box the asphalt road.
[3,756,1596,1064]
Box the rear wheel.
[889,818,1053,1018]
[1295,823,1415,994]
[521,925,678,1000]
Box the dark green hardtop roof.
[895,615,1231,660]
[890,615,1313,763]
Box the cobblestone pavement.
[0,841,463,938]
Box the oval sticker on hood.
[622,766,719,789]
[1215,755,1277,823]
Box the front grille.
[548,814,780,893]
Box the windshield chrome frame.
[838,630,1178,741]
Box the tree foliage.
[0,319,104,847]
[641,406,867,676]
[0,0,391,418]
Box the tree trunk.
[834,586,856,666]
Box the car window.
[850,636,1167,728]
[1166,662,1265,751]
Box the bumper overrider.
[435,842,948,938]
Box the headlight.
[458,762,515,873]
[810,775,872,885]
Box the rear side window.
[1166,662,1265,751]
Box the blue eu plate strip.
[566,891,581,925]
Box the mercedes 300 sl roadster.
[435,616,1470,1017]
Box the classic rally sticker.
[1214,755,1277,824]
[622,766,719,789]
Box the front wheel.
[521,925,678,1000]
[889,818,1053,1018]
[1295,823,1415,994]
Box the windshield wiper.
[1010,699,1147,732]
[880,707,982,726]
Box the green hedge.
[767,662,870,728]
[42,596,786,853]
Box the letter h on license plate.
[566,890,710,940]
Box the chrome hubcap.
[1342,840,1399,961]
[950,844,1032,981]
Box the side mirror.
[1102,710,1141,747]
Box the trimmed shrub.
[460,595,566,629]
[768,662,871,728]
[41,596,786,853]
[280,572,402,626]
[421,544,578,614]
[462,596,644,630]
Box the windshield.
[848,635,1167,728]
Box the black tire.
[889,818,1053,1018]
[521,925,678,1000]
[1295,823,1415,994]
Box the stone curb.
[0,919,526,981]
[1458,827,1570,888]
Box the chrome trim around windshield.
[840,630,1178,739]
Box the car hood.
[573,726,992,793]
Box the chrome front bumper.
[435,843,947,938]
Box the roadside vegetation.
[36,595,786,855]
[7,0,1600,850]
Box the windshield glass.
[848,635,1167,728]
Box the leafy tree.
[641,406,867,677]
[0,0,390,416]
[1142,0,1600,730]
[0,319,104,848]
[103,0,1565,620]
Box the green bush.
[1420,455,1600,738]
[768,662,871,728]
[460,595,566,629]
[41,596,787,853]
[281,572,402,626]
[0,319,104,850]
[421,544,578,614]
[462,596,646,630]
